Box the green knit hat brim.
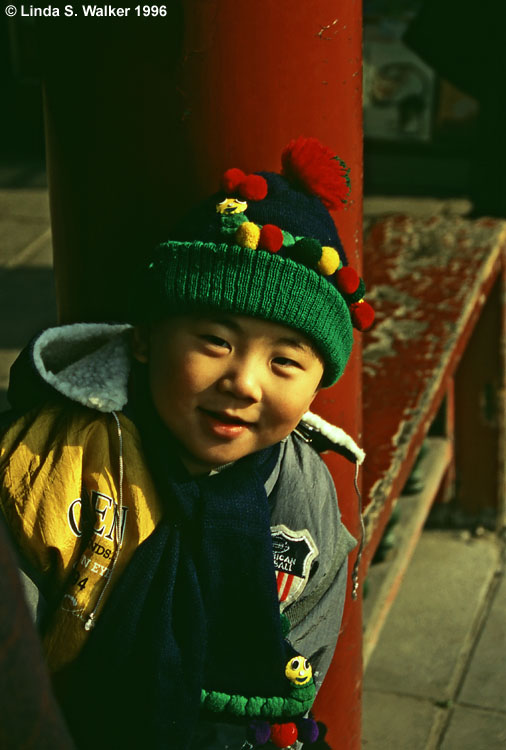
[135,241,353,386]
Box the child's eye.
[202,335,231,350]
[273,356,301,369]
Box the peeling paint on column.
[362,214,506,530]
[316,18,339,40]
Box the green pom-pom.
[280,613,291,637]
[346,278,366,304]
[282,230,296,247]
[261,696,285,718]
[204,690,230,712]
[228,695,249,716]
[284,681,317,715]
[289,680,316,703]
[283,697,303,715]
[289,238,322,269]
[221,213,247,237]
[245,697,266,717]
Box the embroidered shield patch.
[271,524,319,611]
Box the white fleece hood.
[31,323,133,413]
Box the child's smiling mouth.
[198,407,257,438]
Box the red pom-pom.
[221,168,246,193]
[258,224,284,253]
[281,136,350,210]
[351,301,375,331]
[336,266,360,295]
[238,174,268,201]
[270,722,298,748]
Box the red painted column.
[180,6,364,746]
[43,2,363,745]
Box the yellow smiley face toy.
[216,197,248,215]
[285,655,313,686]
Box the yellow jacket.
[0,403,164,672]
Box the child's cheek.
[267,382,317,435]
[267,393,303,433]
[180,351,219,393]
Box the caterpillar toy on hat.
[135,136,374,387]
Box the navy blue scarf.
[57,373,285,749]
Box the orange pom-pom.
[221,168,246,193]
[238,174,268,201]
[336,266,360,295]
[318,246,340,275]
[351,300,375,331]
[270,722,298,748]
[258,224,284,253]
[235,221,261,249]
[281,136,350,210]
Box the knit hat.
[134,137,374,386]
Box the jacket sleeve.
[269,434,356,691]
[0,516,75,749]
[0,510,49,627]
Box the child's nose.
[218,362,262,403]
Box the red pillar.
[43,3,363,745]
[182,7,364,745]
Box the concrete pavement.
[362,529,506,749]
[0,165,55,410]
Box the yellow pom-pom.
[318,246,340,275]
[235,221,261,249]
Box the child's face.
[132,314,324,474]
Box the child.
[0,137,372,749]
